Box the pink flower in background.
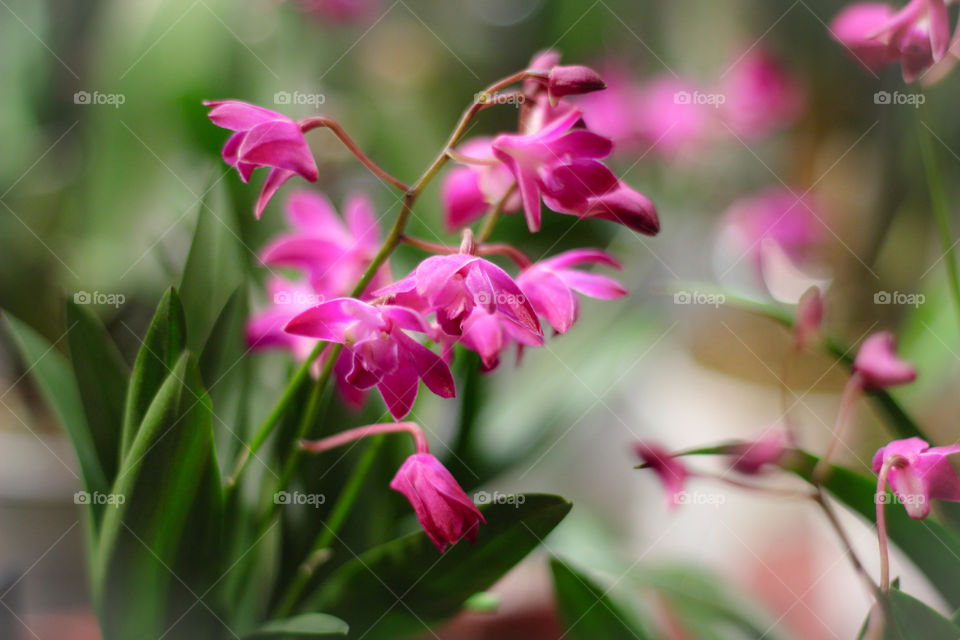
[853,331,917,389]
[715,186,827,302]
[830,3,899,71]
[260,190,388,297]
[830,0,952,81]
[873,437,960,519]
[578,65,646,150]
[720,48,804,140]
[296,0,376,22]
[634,76,717,158]
[634,442,689,508]
[441,137,519,232]
[517,249,626,333]
[729,426,793,475]
[204,100,318,218]
[285,298,455,419]
[572,182,660,235]
[390,453,486,551]
[373,253,543,345]
[248,277,367,407]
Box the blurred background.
[3,0,960,638]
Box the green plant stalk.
[917,112,960,326]
[271,435,386,618]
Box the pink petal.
[441,167,488,232]
[204,100,283,131]
[560,271,627,300]
[344,192,381,250]
[377,364,420,419]
[255,168,295,219]
[395,331,455,398]
[539,248,621,270]
[286,190,347,239]
[519,270,578,333]
[549,129,613,159]
[284,298,362,341]
[239,120,319,180]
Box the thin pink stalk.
[814,372,864,483]
[875,453,905,593]
[301,422,429,455]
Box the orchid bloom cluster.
[634,286,960,597]
[206,50,658,551]
[577,47,804,159]
[831,0,960,82]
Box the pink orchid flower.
[390,453,486,551]
[634,442,689,508]
[260,190,388,297]
[517,249,627,333]
[491,107,616,232]
[295,0,375,22]
[729,426,793,475]
[285,298,455,419]
[853,331,917,389]
[440,137,520,232]
[831,0,951,81]
[372,253,543,344]
[719,48,804,140]
[873,437,960,519]
[204,100,319,218]
[247,277,367,408]
[634,75,718,159]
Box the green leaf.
[550,558,650,640]
[2,313,109,501]
[95,352,224,640]
[784,450,960,610]
[179,178,243,353]
[307,493,572,639]
[121,287,187,458]
[65,300,128,483]
[881,588,960,639]
[249,613,348,638]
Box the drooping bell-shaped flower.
[852,331,917,389]
[517,249,627,333]
[873,437,960,519]
[634,442,689,508]
[728,426,793,475]
[285,298,455,419]
[390,453,487,551]
[793,286,824,350]
[204,100,319,218]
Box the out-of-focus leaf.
[180,177,243,353]
[2,313,109,502]
[550,558,650,640]
[94,352,224,640]
[248,613,348,637]
[783,450,960,610]
[307,494,572,639]
[879,588,960,639]
[636,564,788,640]
[121,287,187,457]
[66,300,128,483]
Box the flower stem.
[875,455,904,594]
[399,233,532,269]
[916,110,960,326]
[813,373,864,484]
[299,116,409,192]
[814,488,884,601]
[301,421,428,455]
